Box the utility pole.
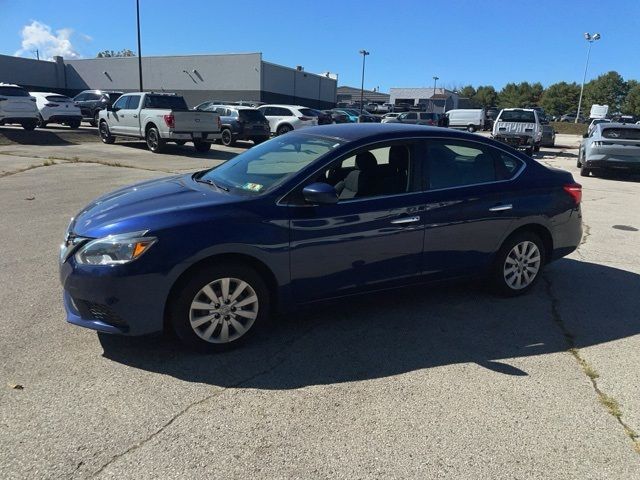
[136,0,143,91]
[432,76,439,112]
[359,50,370,115]
[34,49,39,60]
[576,32,601,123]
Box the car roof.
[209,104,258,111]
[292,123,486,142]
[80,89,123,94]
[600,122,640,129]
[259,104,307,109]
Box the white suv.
[0,83,39,130]
[257,104,318,135]
[30,92,82,129]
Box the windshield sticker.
[242,182,263,192]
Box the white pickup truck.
[492,108,543,156]
[98,92,221,153]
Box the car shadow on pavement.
[99,258,640,389]
[0,127,74,145]
[115,141,240,160]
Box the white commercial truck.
[98,92,221,153]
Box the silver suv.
[0,83,39,130]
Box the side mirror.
[582,133,589,138]
[106,105,114,112]
[302,182,338,205]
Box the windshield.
[602,128,640,140]
[143,95,188,110]
[199,134,343,194]
[238,109,267,121]
[499,110,536,122]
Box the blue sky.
[1,0,639,91]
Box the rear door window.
[143,95,188,110]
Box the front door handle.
[133,114,138,118]
[489,204,513,212]
[391,216,421,225]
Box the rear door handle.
[391,216,420,225]
[489,204,513,212]
[133,114,138,118]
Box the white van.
[446,109,485,132]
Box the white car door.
[108,95,130,134]
[120,94,142,136]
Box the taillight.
[217,116,221,129]
[45,103,59,107]
[563,183,582,205]
[298,116,313,121]
[163,114,175,129]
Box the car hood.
[71,173,241,238]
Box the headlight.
[74,231,157,266]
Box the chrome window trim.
[276,135,527,207]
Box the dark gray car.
[382,111,440,126]
[73,90,123,126]
[196,104,270,146]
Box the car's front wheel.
[21,120,37,131]
[90,111,100,127]
[276,124,292,136]
[492,232,545,296]
[169,263,270,351]
[99,121,115,144]
[220,128,235,146]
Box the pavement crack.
[89,324,317,477]
[543,275,640,454]
[0,159,68,178]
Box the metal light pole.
[432,75,439,112]
[576,32,601,123]
[359,50,370,115]
[136,0,143,91]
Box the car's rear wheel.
[492,232,545,296]
[220,128,235,146]
[276,124,292,136]
[90,111,100,127]
[169,263,270,351]
[193,141,211,153]
[146,127,166,153]
[99,121,115,144]
[580,163,591,177]
[68,120,81,129]
[21,120,37,131]
[467,125,476,132]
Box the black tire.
[21,120,37,131]
[220,128,235,146]
[90,111,100,127]
[169,262,271,352]
[276,124,292,136]
[492,231,546,297]
[533,145,540,153]
[580,165,591,177]
[252,136,269,145]
[525,147,534,156]
[99,121,115,144]
[146,126,166,153]
[36,115,47,128]
[174,140,187,146]
[467,125,476,133]
[193,141,211,153]
[68,120,81,129]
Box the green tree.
[624,84,640,116]
[459,85,477,99]
[97,49,136,58]
[583,71,627,113]
[498,82,544,108]
[473,85,498,107]
[540,82,581,116]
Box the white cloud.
[14,20,81,60]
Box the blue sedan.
[59,124,583,351]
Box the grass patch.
[42,159,56,166]
[550,122,587,135]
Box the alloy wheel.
[503,241,541,290]
[189,277,259,344]
[147,130,158,149]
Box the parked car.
[367,103,390,114]
[382,111,440,126]
[73,90,123,126]
[587,118,611,135]
[30,92,82,129]
[331,108,359,123]
[578,122,640,177]
[257,105,318,135]
[382,112,402,121]
[0,83,39,130]
[447,109,486,132]
[331,108,379,123]
[323,110,349,124]
[492,108,543,156]
[540,122,556,147]
[611,114,636,124]
[195,104,270,146]
[60,124,583,351]
[306,109,333,125]
[560,113,586,123]
[98,92,221,153]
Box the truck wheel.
[467,125,476,133]
[90,111,100,127]
[525,147,533,156]
[220,128,235,146]
[146,127,166,153]
[580,164,591,177]
[99,121,115,144]
[21,120,37,131]
[276,124,292,136]
[194,141,211,153]
[533,145,540,153]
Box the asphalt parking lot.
[0,126,639,479]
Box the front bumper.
[60,258,170,336]
[494,135,535,149]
